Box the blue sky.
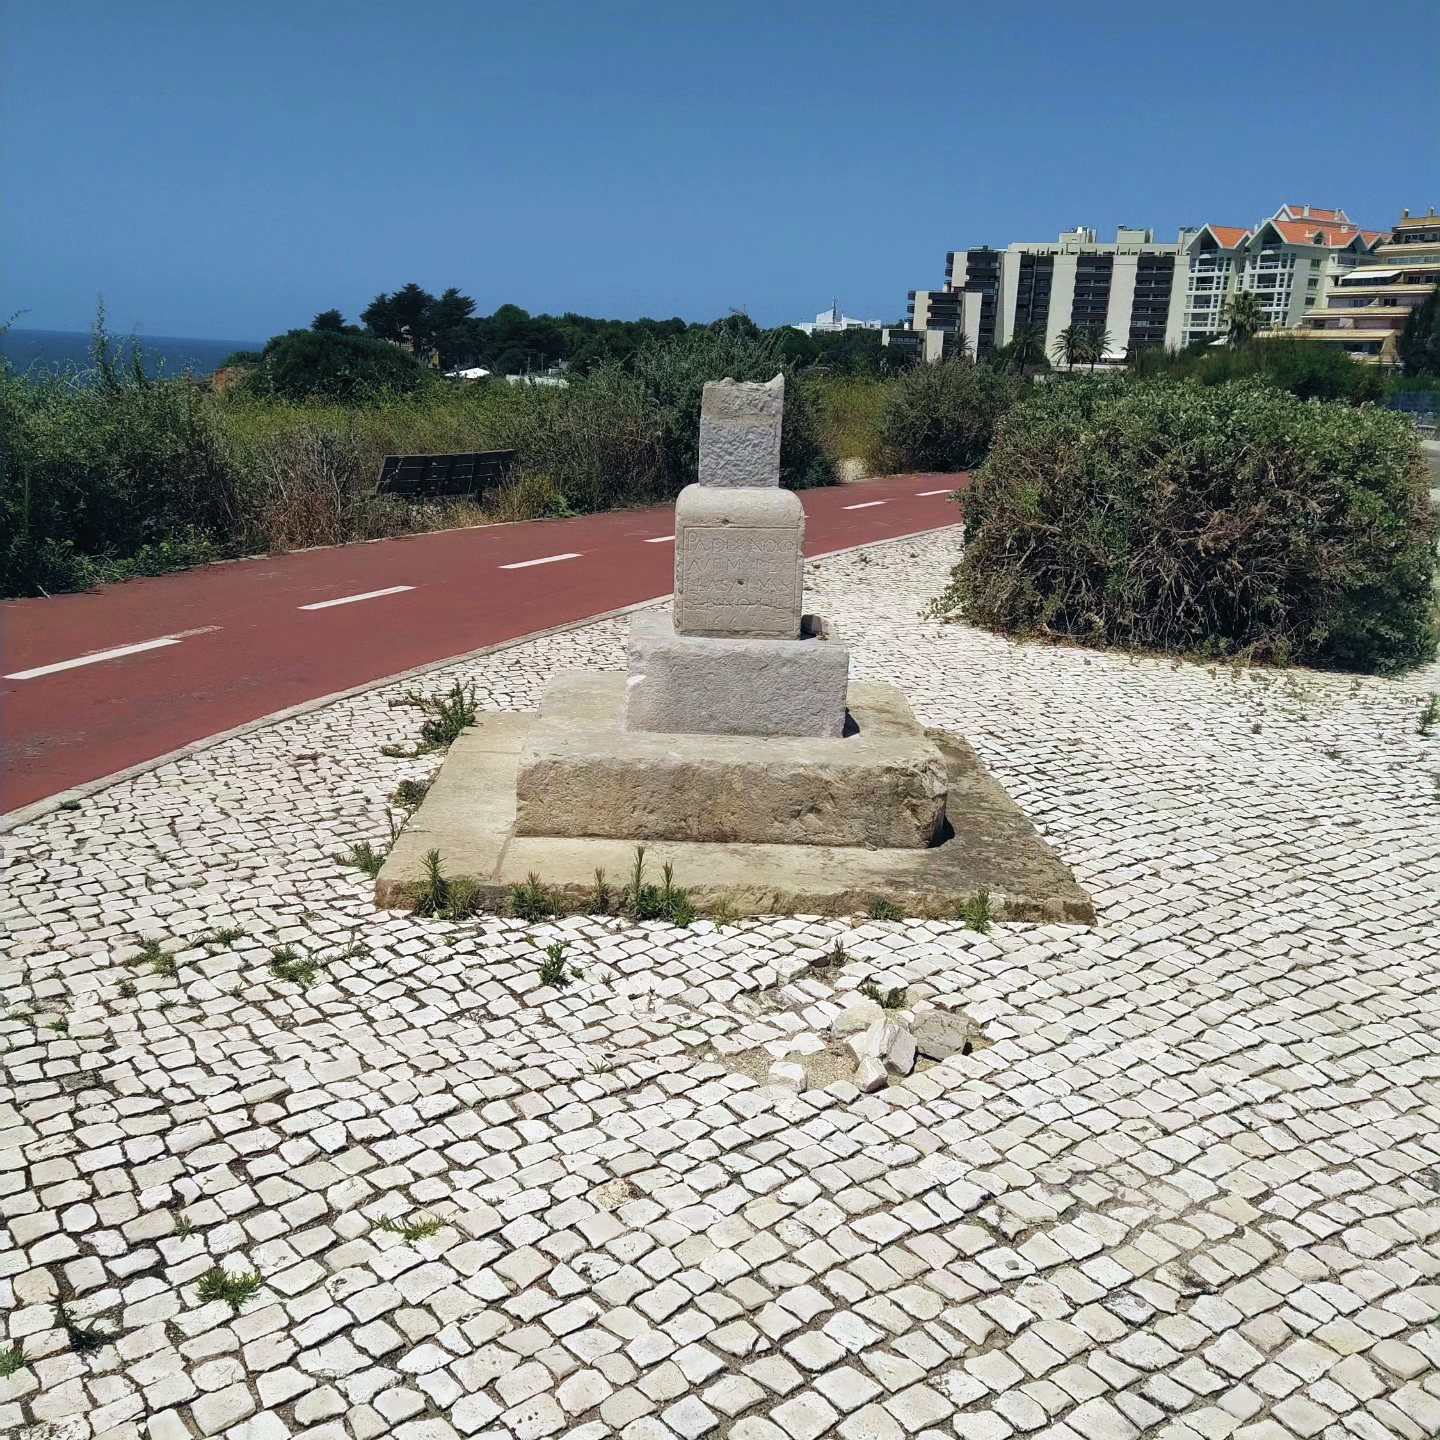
[4,1,1436,340]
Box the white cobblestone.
[2,529,1438,1440]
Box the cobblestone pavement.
[4,529,1439,1440]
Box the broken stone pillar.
[698,374,785,488]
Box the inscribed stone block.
[673,484,804,638]
[699,375,784,488]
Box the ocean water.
[0,328,264,380]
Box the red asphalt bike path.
[0,473,965,813]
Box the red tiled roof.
[1281,205,1350,223]
[1267,219,1366,246]
[1204,225,1251,248]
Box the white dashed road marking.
[499,553,583,570]
[842,501,886,510]
[7,636,183,680]
[917,488,954,495]
[643,536,675,543]
[298,586,415,610]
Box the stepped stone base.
[623,612,850,738]
[519,674,945,849]
[373,695,1095,924]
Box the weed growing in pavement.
[117,980,137,1000]
[377,1213,444,1242]
[866,897,905,922]
[538,941,583,989]
[391,777,431,808]
[158,998,178,1013]
[859,981,909,1010]
[709,897,740,930]
[175,1216,196,1240]
[225,986,244,999]
[410,850,482,920]
[0,1343,26,1377]
[203,926,249,948]
[269,946,321,987]
[197,1266,264,1313]
[57,799,82,811]
[55,1302,110,1355]
[960,890,993,934]
[512,869,563,922]
[45,1016,68,1033]
[811,940,847,969]
[590,867,613,914]
[340,839,387,877]
[382,682,478,757]
[1419,694,1439,736]
[623,846,694,926]
[127,938,174,974]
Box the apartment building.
[902,204,1388,362]
[1181,206,1385,344]
[1296,208,1440,363]
[906,227,1187,361]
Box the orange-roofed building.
[1180,204,1386,345]
[1295,208,1440,364]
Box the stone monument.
[373,375,1094,923]
[623,375,849,738]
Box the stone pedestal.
[623,612,849,737]
[517,674,947,849]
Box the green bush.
[244,329,432,403]
[1129,335,1385,405]
[877,360,1024,473]
[1,360,238,597]
[938,378,1438,675]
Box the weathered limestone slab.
[623,612,849,737]
[673,484,805,638]
[515,673,945,848]
[699,375,784,488]
[373,708,1095,923]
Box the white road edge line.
[6,636,182,681]
[843,501,886,510]
[916,488,955,496]
[298,586,415,611]
[499,552,583,570]
[643,536,675,544]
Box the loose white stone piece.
[699,375,784,489]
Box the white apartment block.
[1181,206,1385,345]
[904,204,1386,361]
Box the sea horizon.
[1,326,265,379]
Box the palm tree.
[1222,289,1266,349]
[1084,324,1113,371]
[1052,324,1087,370]
[1009,323,1048,375]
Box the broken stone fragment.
[846,1018,916,1076]
[768,1061,806,1092]
[855,1057,888,1092]
[912,1011,981,1061]
[830,1001,884,1037]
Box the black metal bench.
[377,450,516,499]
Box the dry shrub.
[938,378,1438,674]
[877,361,1024,473]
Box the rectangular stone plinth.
[699,375,784,488]
[515,673,946,848]
[373,707,1095,924]
[623,612,849,738]
[674,484,805,638]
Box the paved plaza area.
[3,529,1439,1440]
